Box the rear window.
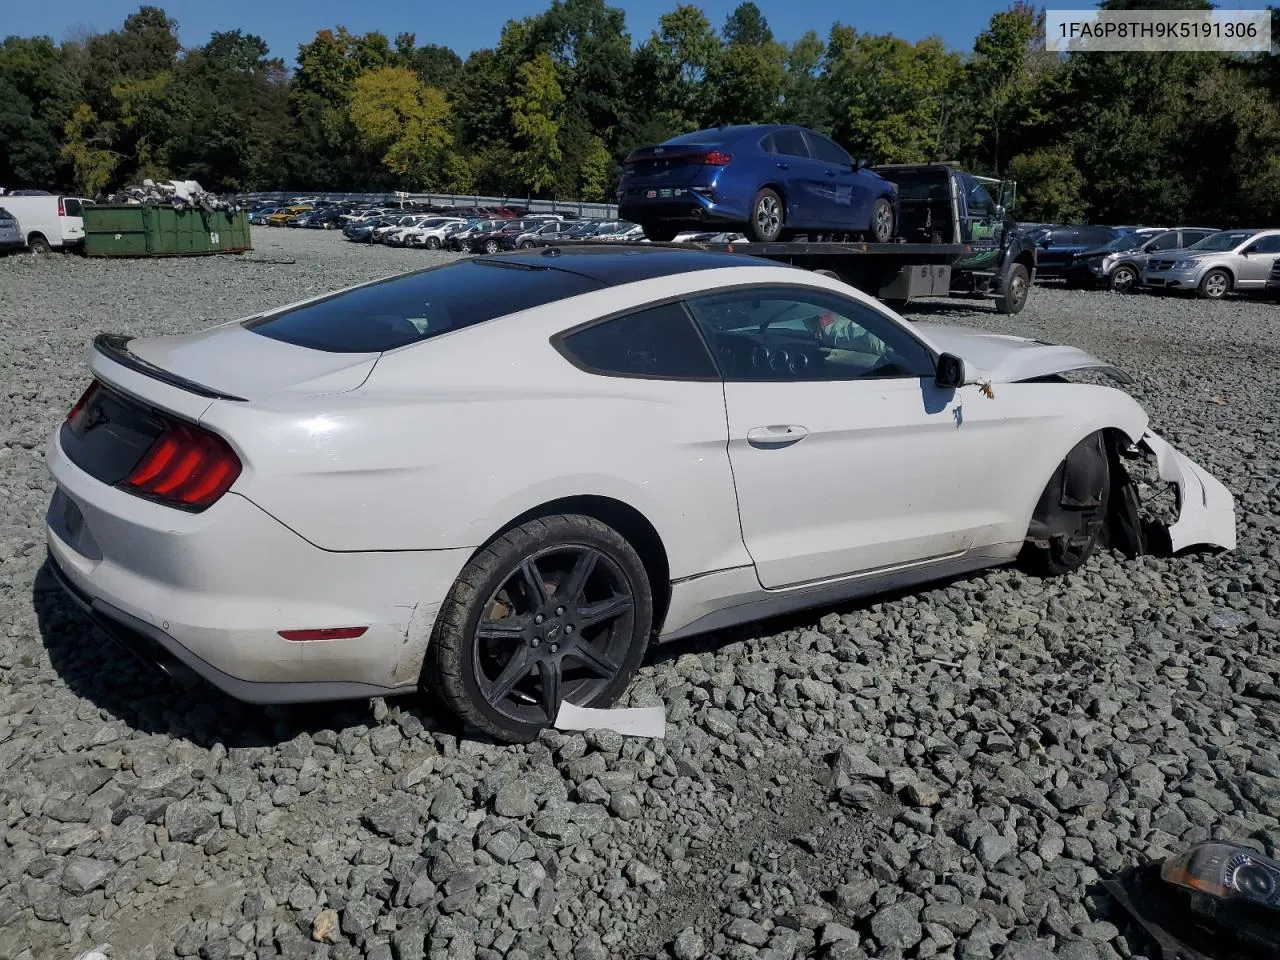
[245,259,605,353]
[62,198,83,217]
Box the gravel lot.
[1,228,1278,960]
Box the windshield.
[1187,230,1255,252]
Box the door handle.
[746,425,809,448]
[825,170,837,177]
[776,162,790,170]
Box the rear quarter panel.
[200,274,770,580]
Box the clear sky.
[10,0,1023,62]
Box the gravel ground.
[1,228,1278,960]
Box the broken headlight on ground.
[1104,841,1280,960]
[1162,841,1280,909]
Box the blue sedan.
[617,124,898,244]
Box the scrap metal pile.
[103,179,241,212]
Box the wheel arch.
[478,494,672,634]
[757,181,789,217]
[1202,264,1235,285]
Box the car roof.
[489,246,785,285]
[666,123,807,144]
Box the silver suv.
[1142,228,1280,299]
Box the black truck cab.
[872,162,1037,313]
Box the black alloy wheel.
[472,545,633,726]
[426,515,653,742]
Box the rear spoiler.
[93,333,248,402]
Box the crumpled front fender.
[1139,430,1237,553]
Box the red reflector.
[278,627,369,642]
[66,383,99,430]
[122,419,242,511]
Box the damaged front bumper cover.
[1137,430,1237,553]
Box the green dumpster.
[84,205,252,257]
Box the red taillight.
[696,151,733,165]
[67,382,99,430]
[278,627,369,642]
[58,197,66,217]
[122,420,242,511]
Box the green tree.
[61,103,122,194]
[827,29,961,163]
[1008,145,1084,221]
[578,134,613,200]
[508,52,564,194]
[348,66,452,186]
[779,31,827,129]
[0,36,77,188]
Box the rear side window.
[557,302,717,380]
[247,260,605,353]
[773,129,811,158]
[1146,231,1180,251]
[62,198,82,217]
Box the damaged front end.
[1105,430,1237,559]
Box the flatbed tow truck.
[581,163,1039,314]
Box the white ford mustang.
[44,247,1236,741]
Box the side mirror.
[935,352,968,390]
[1242,245,1257,255]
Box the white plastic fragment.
[555,700,666,739]
[72,945,110,960]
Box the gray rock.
[363,795,421,842]
[493,780,536,818]
[672,927,706,960]
[60,856,115,894]
[870,901,922,950]
[725,918,769,947]
[165,799,218,844]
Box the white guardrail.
[235,191,619,219]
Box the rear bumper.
[45,430,473,704]
[618,188,746,226]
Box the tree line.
[1,0,1278,224]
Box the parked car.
[594,221,645,242]
[446,219,505,251]
[467,219,544,254]
[510,221,571,249]
[1031,224,1128,278]
[0,206,24,252]
[618,124,899,243]
[1064,227,1220,292]
[248,207,280,225]
[407,218,468,249]
[267,205,311,226]
[302,208,346,230]
[1141,228,1280,299]
[46,248,1235,743]
[0,194,93,252]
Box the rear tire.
[868,197,895,243]
[996,264,1030,314]
[1198,268,1231,300]
[424,515,653,743]
[1017,431,1111,577]
[747,188,784,242]
[27,234,51,255]
[641,223,678,242]
[426,236,441,249]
